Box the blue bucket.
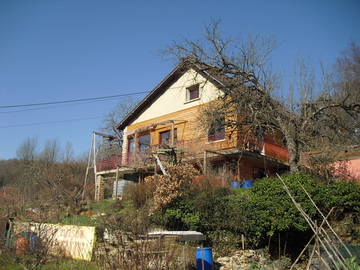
[241,179,254,188]
[196,247,213,270]
[230,181,240,189]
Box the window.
[186,84,200,101]
[128,137,134,153]
[159,129,177,145]
[138,133,150,152]
[127,136,135,164]
[208,117,225,142]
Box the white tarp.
[14,222,95,261]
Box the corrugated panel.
[113,179,134,196]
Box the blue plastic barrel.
[29,235,40,253]
[230,181,240,189]
[196,247,213,270]
[241,179,254,188]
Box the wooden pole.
[82,133,94,200]
[277,174,345,270]
[297,179,353,258]
[203,150,207,175]
[93,132,98,201]
[114,166,119,197]
[171,122,175,147]
[290,208,336,270]
[278,232,281,259]
[134,132,139,163]
[201,248,205,270]
[306,244,317,270]
[315,221,322,270]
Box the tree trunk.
[286,137,300,173]
[280,122,301,173]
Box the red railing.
[264,142,289,162]
[97,155,122,171]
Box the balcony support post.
[134,132,139,163]
[171,122,175,147]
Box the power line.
[0,116,103,129]
[0,96,132,114]
[0,91,149,109]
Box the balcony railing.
[97,138,289,172]
[97,155,122,171]
[263,142,289,162]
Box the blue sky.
[0,0,359,160]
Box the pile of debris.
[215,249,269,270]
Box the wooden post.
[237,155,241,180]
[203,150,207,175]
[315,221,321,269]
[171,122,175,147]
[95,175,103,201]
[82,133,94,200]
[201,247,205,270]
[241,234,245,250]
[134,132,139,162]
[182,241,187,270]
[114,166,119,197]
[93,132,97,174]
[278,232,281,259]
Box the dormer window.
[186,84,200,101]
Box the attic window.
[186,84,200,101]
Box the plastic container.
[196,247,213,270]
[29,235,40,253]
[230,181,240,189]
[241,179,254,188]
[15,237,29,255]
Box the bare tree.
[99,97,137,158]
[16,137,38,162]
[40,139,60,164]
[61,141,74,163]
[166,21,360,172]
[102,97,137,137]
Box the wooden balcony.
[97,155,123,171]
[97,137,289,172]
[263,142,289,162]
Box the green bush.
[152,187,231,232]
[138,173,360,253]
[315,180,360,220]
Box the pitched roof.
[115,59,226,130]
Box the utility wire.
[0,91,149,109]
[0,96,133,114]
[0,116,103,129]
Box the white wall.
[132,68,221,124]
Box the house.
[304,147,360,180]
[95,60,289,200]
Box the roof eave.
[115,61,190,131]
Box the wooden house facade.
[95,61,289,200]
